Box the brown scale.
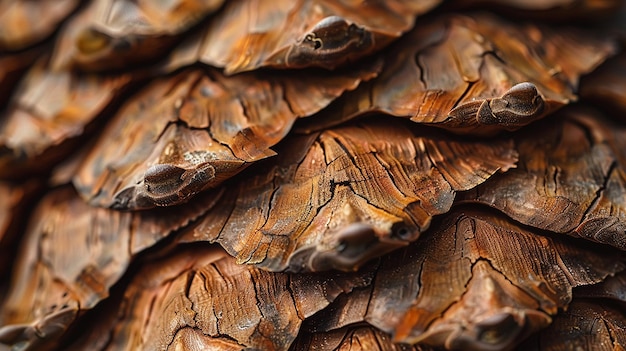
[0,1,625,351]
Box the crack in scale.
[578,160,617,230]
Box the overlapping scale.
[297,13,616,135]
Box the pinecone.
[1,1,625,350]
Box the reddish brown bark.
[56,245,373,351]
[74,63,380,209]
[301,209,625,350]
[297,13,616,135]
[180,119,517,272]
[0,186,221,350]
[292,326,435,351]
[185,0,441,74]
[459,107,626,250]
[0,1,625,351]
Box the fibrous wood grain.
[459,107,626,251]
[0,1,625,351]
[61,245,373,351]
[291,325,435,351]
[520,270,626,350]
[73,62,380,209]
[50,0,225,72]
[520,300,626,350]
[180,119,517,272]
[297,13,616,136]
[184,0,441,74]
[301,209,625,350]
[0,186,220,350]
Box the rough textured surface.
[184,0,441,74]
[291,326,435,351]
[181,119,517,272]
[521,300,626,350]
[0,1,625,351]
[302,209,625,350]
[297,13,616,135]
[459,107,626,250]
[74,62,380,209]
[0,186,220,351]
[59,245,373,351]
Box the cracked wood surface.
[575,269,626,304]
[60,245,372,351]
[296,13,616,136]
[520,300,626,350]
[291,325,435,351]
[0,58,135,178]
[522,269,626,350]
[180,119,517,272]
[0,186,221,350]
[73,62,380,209]
[183,0,441,74]
[0,1,625,351]
[50,0,225,72]
[459,107,626,251]
[0,0,79,51]
[301,209,625,350]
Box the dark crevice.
[478,257,546,312]
[412,21,452,89]
[371,152,412,201]
[285,276,304,320]
[451,80,477,111]
[552,166,560,195]
[205,265,224,336]
[415,53,428,89]
[256,175,281,235]
[482,50,506,64]
[602,315,618,346]
[568,116,599,146]
[452,201,624,255]
[578,160,616,228]
[247,270,266,323]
